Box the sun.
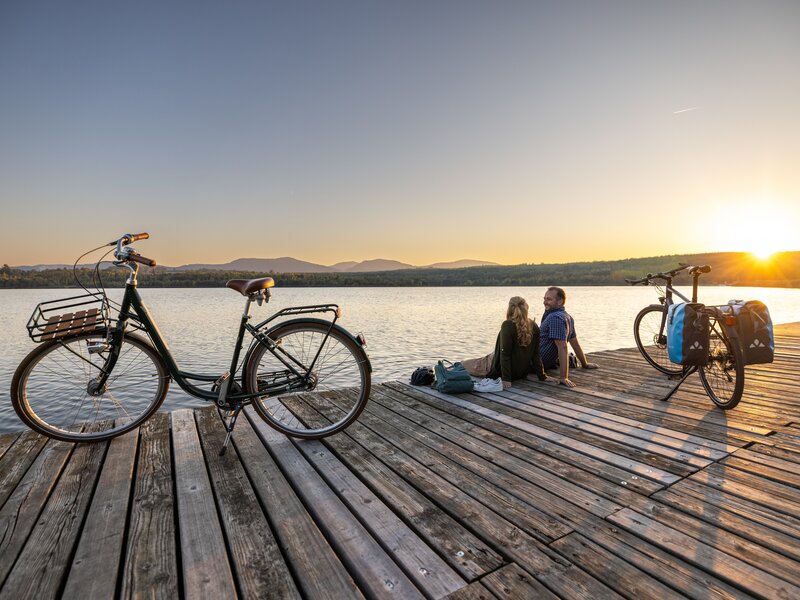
[711,198,795,258]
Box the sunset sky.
[1,1,798,267]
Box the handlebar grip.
[130,232,150,242]
[130,253,157,267]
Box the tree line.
[2,251,799,289]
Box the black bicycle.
[11,233,372,448]
[627,264,744,409]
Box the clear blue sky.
[1,1,798,266]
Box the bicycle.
[626,264,745,409]
[10,233,372,450]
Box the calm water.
[3,285,800,433]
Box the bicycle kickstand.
[219,404,242,456]
[660,365,697,402]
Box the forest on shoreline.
[2,251,799,289]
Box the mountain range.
[13,257,497,273]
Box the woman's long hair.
[506,296,532,347]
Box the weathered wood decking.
[2,324,800,599]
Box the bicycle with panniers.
[627,264,774,409]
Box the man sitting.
[539,286,598,387]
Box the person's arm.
[568,337,598,369]
[555,339,575,387]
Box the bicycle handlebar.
[129,253,157,267]
[113,233,157,268]
[626,263,711,286]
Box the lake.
[3,285,800,434]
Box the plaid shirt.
[539,307,576,369]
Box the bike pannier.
[434,360,474,394]
[667,303,709,366]
[724,300,774,365]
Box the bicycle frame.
[94,278,341,406]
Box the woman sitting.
[462,296,548,390]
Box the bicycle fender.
[242,318,373,379]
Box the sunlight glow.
[710,198,797,257]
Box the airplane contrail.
[673,107,699,114]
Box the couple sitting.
[463,287,598,390]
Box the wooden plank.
[441,581,497,600]
[0,435,106,598]
[294,392,624,600]
[479,563,559,599]
[662,477,800,542]
[194,407,300,599]
[248,409,427,600]
[290,429,466,599]
[171,409,237,598]
[384,382,664,497]
[0,439,74,587]
[0,430,47,509]
[252,400,502,582]
[721,454,800,487]
[62,428,138,599]
[405,384,683,484]
[653,488,800,561]
[686,463,800,517]
[576,518,759,600]
[364,388,625,526]
[607,508,800,599]
[551,532,685,599]
[730,446,800,475]
[0,432,19,462]
[119,412,179,599]
[234,408,364,600]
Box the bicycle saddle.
[226,277,275,296]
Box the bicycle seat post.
[692,272,700,303]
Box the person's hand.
[581,362,599,370]
[502,379,512,389]
[558,378,577,388]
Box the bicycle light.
[356,333,367,347]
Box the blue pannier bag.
[723,300,774,365]
[667,303,709,366]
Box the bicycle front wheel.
[11,332,169,442]
[246,320,370,439]
[698,315,745,409]
[634,306,682,375]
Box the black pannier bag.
[722,300,774,365]
[667,303,710,366]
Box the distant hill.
[423,259,498,269]
[4,251,799,288]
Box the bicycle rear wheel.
[246,320,370,439]
[634,306,682,375]
[698,315,745,409]
[11,332,169,442]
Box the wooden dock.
[2,324,800,599]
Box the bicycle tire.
[245,320,370,439]
[698,315,745,409]
[11,331,169,442]
[634,306,683,375]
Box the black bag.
[667,303,709,366]
[410,366,435,386]
[723,300,774,365]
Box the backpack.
[722,300,774,365]
[667,303,709,366]
[410,366,435,386]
